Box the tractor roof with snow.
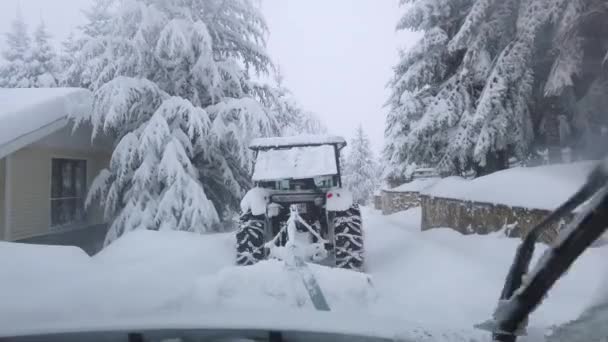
[248,135,347,185]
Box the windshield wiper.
[478,160,608,342]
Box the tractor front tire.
[236,212,266,266]
[332,204,364,271]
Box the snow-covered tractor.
[235,135,364,271]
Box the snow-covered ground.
[1,207,606,340]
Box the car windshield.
[0,1,607,341]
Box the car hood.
[2,309,485,342]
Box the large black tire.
[332,204,364,271]
[235,212,266,266]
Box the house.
[0,88,112,254]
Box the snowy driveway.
[1,207,606,340]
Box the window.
[50,158,87,227]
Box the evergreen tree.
[30,20,58,87]
[384,0,607,178]
[85,78,220,244]
[58,32,84,86]
[0,9,32,87]
[344,125,379,205]
[81,0,115,38]
[446,0,563,174]
[70,0,278,244]
[383,0,474,178]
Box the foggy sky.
[0,0,419,153]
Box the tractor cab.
[249,135,347,192]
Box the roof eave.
[0,117,68,159]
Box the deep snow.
[421,162,596,210]
[0,207,606,340]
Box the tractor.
[235,135,364,271]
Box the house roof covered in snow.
[0,88,93,158]
[249,135,346,150]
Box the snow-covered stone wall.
[420,195,572,243]
[378,178,439,214]
[380,190,421,215]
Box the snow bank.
[421,162,596,210]
[0,230,234,328]
[389,178,440,192]
[363,207,605,332]
[1,208,604,340]
[0,88,92,154]
[252,145,337,180]
[249,134,346,149]
[0,229,376,335]
[0,241,90,286]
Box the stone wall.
[420,195,571,244]
[374,195,382,210]
[381,190,422,215]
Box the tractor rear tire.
[332,204,364,271]
[236,211,266,266]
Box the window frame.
[49,157,88,229]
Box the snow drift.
[421,161,596,210]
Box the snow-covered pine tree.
[383,0,474,180]
[29,20,58,87]
[385,0,601,177]
[81,0,115,38]
[84,77,219,245]
[0,9,32,87]
[69,0,278,242]
[445,0,567,174]
[344,125,379,205]
[58,32,85,86]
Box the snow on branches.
[384,0,606,178]
[84,78,219,245]
[65,0,288,241]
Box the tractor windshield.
[252,145,338,181]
